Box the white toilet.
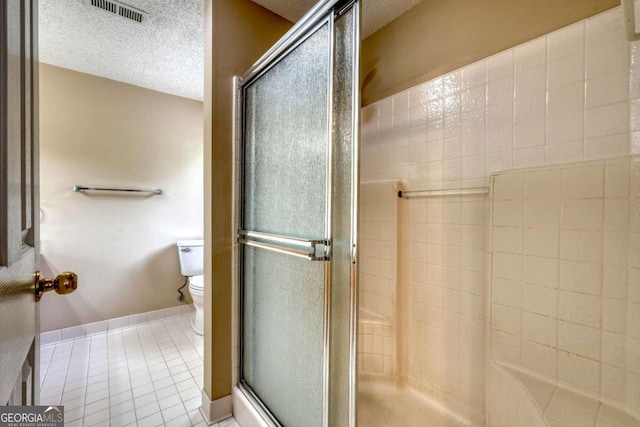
[177,240,204,335]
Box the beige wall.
[361,0,620,106]
[39,64,204,332]
[204,0,291,401]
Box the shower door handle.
[238,230,329,261]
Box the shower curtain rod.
[397,186,488,198]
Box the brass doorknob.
[35,271,78,302]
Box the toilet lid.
[189,275,204,291]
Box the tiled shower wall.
[491,157,640,418]
[401,193,486,424]
[358,182,397,377]
[361,8,635,189]
[359,183,397,319]
[360,6,639,425]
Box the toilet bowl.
[177,240,204,336]
[188,275,204,335]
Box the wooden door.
[0,0,40,406]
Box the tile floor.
[40,314,238,427]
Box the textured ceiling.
[38,0,421,101]
[252,0,425,38]
[39,0,204,100]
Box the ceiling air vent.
[82,0,149,24]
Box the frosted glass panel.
[243,24,330,239]
[243,247,325,427]
[241,22,330,427]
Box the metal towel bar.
[73,185,163,195]
[237,229,329,261]
[398,187,489,198]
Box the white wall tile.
[548,22,585,62]
[559,260,602,296]
[585,102,629,139]
[60,325,85,342]
[561,166,605,199]
[487,50,514,81]
[547,110,583,145]
[629,304,640,340]
[548,82,584,115]
[493,304,522,335]
[494,200,523,227]
[585,71,629,109]
[146,310,165,323]
[547,140,584,164]
[514,146,546,168]
[561,199,603,231]
[559,291,602,328]
[492,330,521,363]
[492,278,522,309]
[515,38,547,73]
[85,321,107,336]
[107,316,129,331]
[525,199,560,229]
[557,351,600,393]
[586,41,629,79]
[523,256,558,288]
[603,265,627,300]
[514,119,545,149]
[604,231,629,265]
[521,340,557,377]
[522,312,556,347]
[493,226,522,254]
[522,283,557,317]
[443,71,462,97]
[525,170,561,199]
[585,134,630,160]
[602,331,627,367]
[486,126,513,154]
[128,313,148,326]
[461,61,486,90]
[548,53,584,89]
[585,8,625,50]
[560,230,603,263]
[603,298,627,333]
[515,66,546,97]
[486,151,513,174]
[601,364,627,402]
[524,228,559,257]
[41,330,61,346]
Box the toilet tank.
[176,240,204,276]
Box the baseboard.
[200,390,233,425]
[40,304,196,345]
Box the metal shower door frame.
[233,1,360,426]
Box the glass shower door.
[236,1,359,426]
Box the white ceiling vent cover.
[81,0,149,24]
